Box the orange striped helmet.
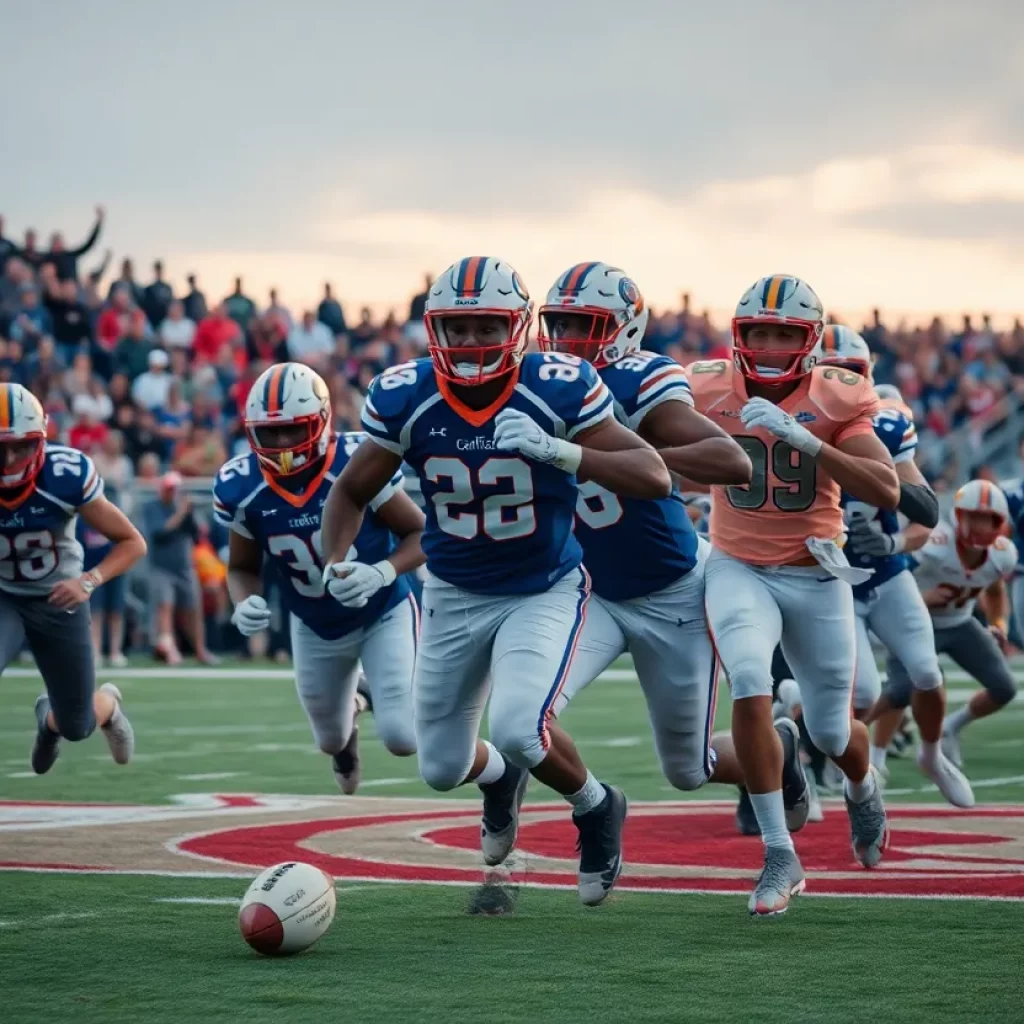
[953,479,1009,547]
[0,383,47,498]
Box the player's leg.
[289,613,363,792]
[106,574,127,667]
[487,567,626,906]
[705,549,803,915]
[1010,573,1024,649]
[357,593,417,757]
[551,595,625,717]
[20,598,132,773]
[177,570,216,665]
[852,601,882,721]
[940,618,1018,767]
[776,570,888,869]
[151,570,182,665]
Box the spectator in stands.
[142,471,218,666]
[317,282,347,336]
[0,257,31,325]
[68,393,109,454]
[287,310,333,367]
[137,451,161,482]
[183,273,207,323]
[18,206,104,281]
[62,350,104,402]
[154,380,192,460]
[223,276,256,329]
[26,335,65,386]
[266,288,293,331]
[350,306,377,350]
[142,260,174,328]
[114,312,153,379]
[9,287,53,345]
[173,423,227,477]
[247,311,288,364]
[107,257,145,307]
[0,339,26,385]
[45,277,93,358]
[193,303,241,364]
[132,348,174,410]
[96,286,135,356]
[0,215,16,274]
[158,299,196,351]
[408,273,431,323]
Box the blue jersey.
[0,444,103,597]
[999,477,1024,573]
[361,353,613,595]
[574,351,698,600]
[212,432,410,640]
[843,407,917,600]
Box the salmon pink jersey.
[685,360,879,565]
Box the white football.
[239,861,337,956]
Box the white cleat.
[918,749,974,808]
[805,775,825,823]
[940,730,963,769]
[99,683,134,764]
[748,846,806,917]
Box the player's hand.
[740,397,822,457]
[848,513,899,557]
[493,409,559,464]
[48,578,90,611]
[323,561,395,609]
[988,624,1010,653]
[231,595,272,636]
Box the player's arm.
[980,578,1010,646]
[901,521,933,554]
[816,433,900,510]
[372,490,426,577]
[570,417,671,498]
[848,461,936,557]
[321,439,403,566]
[639,402,752,486]
[226,530,264,606]
[895,456,939,528]
[48,497,147,610]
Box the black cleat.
[736,786,761,836]
[332,726,361,795]
[776,717,810,833]
[480,761,529,866]
[574,784,628,906]
[30,695,60,775]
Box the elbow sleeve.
[898,481,939,528]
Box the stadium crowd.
[3,205,1023,657]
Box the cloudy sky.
[2,0,1022,323]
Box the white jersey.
[912,520,1017,628]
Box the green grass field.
[1,658,1023,1023]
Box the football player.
[321,257,672,906]
[214,364,422,793]
[996,475,1024,647]
[537,262,808,826]
[815,327,972,807]
[0,384,143,773]
[685,275,900,916]
[878,480,1017,770]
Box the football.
[238,862,337,956]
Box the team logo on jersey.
[429,427,447,437]
[456,437,497,451]
[795,411,817,423]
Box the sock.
[475,741,507,786]
[845,769,877,803]
[944,707,974,736]
[918,740,940,766]
[870,745,888,772]
[567,771,606,816]
[749,791,794,851]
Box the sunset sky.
[2,0,1022,325]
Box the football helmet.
[424,257,532,384]
[732,274,824,384]
[874,383,904,403]
[953,479,1009,548]
[815,324,872,377]
[537,262,649,368]
[0,383,47,498]
[244,363,332,476]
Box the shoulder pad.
[992,536,1018,574]
[212,453,259,524]
[810,366,878,422]
[39,446,102,509]
[520,353,613,439]
[361,359,432,454]
[607,354,693,429]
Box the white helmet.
[425,257,532,385]
[953,479,1009,548]
[815,324,872,377]
[244,363,332,476]
[0,383,47,497]
[537,262,649,368]
[874,383,903,403]
[731,274,824,384]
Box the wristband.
[794,432,823,458]
[372,560,398,587]
[551,439,583,474]
[891,533,907,555]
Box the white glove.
[493,409,582,473]
[231,595,271,636]
[848,513,903,557]
[740,397,822,457]
[323,560,397,608]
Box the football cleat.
[574,784,628,906]
[30,694,60,775]
[776,717,810,833]
[479,761,529,867]
[332,726,361,795]
[735,786,761,836]
[99,683,134,764]
[748,846,806,917]
[917,748,974,808]
[845,767,890,868]
[805,775,825,823]
[940,729,963,768]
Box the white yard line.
[177,772,244,781]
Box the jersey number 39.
[726,437,816,512]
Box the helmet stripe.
[455,256,486,297]
[0,384,9,430]
[265,365,285,414]
[763,275,787,310]
[559,261,599,295]
[979,481,991,509]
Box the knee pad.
[725,662,774,702]
[418,753,471,792]
[804,718,851,759]
[661,761,710,792]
